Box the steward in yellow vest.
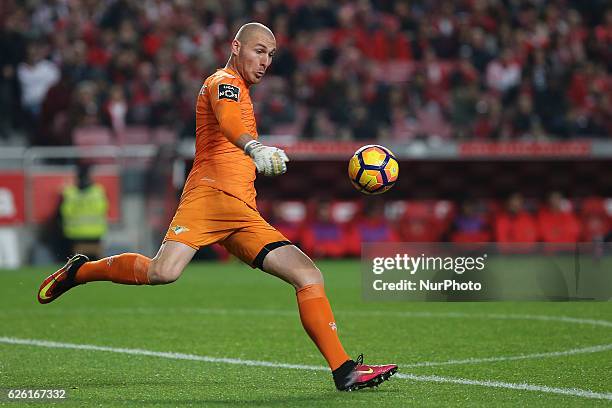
[60,184,108,240]
[59,164,109,259]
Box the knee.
[292,264,324,289]
[148,258,182,284]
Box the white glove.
[244,140,289,176]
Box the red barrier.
[0,172,25,225]
[30,171,120,223]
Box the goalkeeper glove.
[244,140,290,176]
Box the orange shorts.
[163,185,290,268]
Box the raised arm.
[212,82,289,177]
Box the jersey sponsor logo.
[218,83,240,102]
[171,225,190,235]
[329,322,337,331]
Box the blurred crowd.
[258,192,612,258]
[0,0,610,146]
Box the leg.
[262,245,398,391]
[148,241,197,284]
[37,241,196,304]
[38,183,235,303]
[261,245,351,371]
[261,244,323,289]
[221,224,351,371]
[76,240,196,285]
[220,208,398,390]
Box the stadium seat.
[330,200,362,224]
[72,126,114,164]
[117,126,151,145]
[276,201,307,223]
[451,230,492,243]
[73,126,113,146]
[265,201,307,245]
[151,128,177,145]
[270,123,300,136]
[373,61,414,83]
[433,200,456,231]
[384,200,408,221]
[581,197,607,215]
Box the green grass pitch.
[1,259,611,406]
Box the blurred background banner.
[0,0,610,268]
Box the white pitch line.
[1,336,611,401]
[5,308,612,369]
[401,343,612,367]
[394,373,612,401]
[479,313,612,328]
[5,307,612,328]
[0,336,324,371]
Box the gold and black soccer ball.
[348,145,399,195]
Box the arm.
[212,84,289,177]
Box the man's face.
[235,32,276,85]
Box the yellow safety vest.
[60,184,108,240]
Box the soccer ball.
[348,145,399,195]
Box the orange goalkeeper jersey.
[183,67,258,209]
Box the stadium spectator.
[594,9,612,63]
[302,110,337,140]
[0,0,610,144]
[512,93,542,139]
[537,192,581,243]
[462,27,493,74]
[495,193,539,245]
[347,200,399,256]
[17,42,60,140]
[580,197,612,242]
[472,95,509,140]
[257,78,296,134]
[69,81,102,129]
[486,48,521,96]
[369,15,412,61]
[450,200,491,243]
[268,201,306,248]
[301,200,350,258]
[349,105,380,140]
[38,68,74,146]
[0,9,27,140]
[397,202,443,242]
[104,85,128,135]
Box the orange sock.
[75,253,151,285]
[296,284,350,371]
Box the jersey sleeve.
[210,78,250,144]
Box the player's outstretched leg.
[37,241,196,304]
[262,245,398,391]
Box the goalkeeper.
[37,22,397,391]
